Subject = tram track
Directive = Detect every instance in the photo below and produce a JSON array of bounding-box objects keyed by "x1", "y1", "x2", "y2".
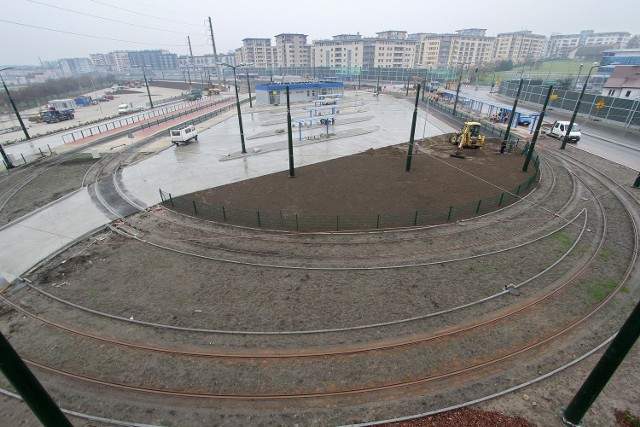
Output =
[{"x1": 1, "y1": 101, "x2": 638, "y2": 425}]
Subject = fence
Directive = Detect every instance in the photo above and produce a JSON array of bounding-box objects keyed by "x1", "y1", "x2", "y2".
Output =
[
  {"x1": 61, "y1": 96, "x2": 237, "y2": 143},
  {"x1": 159, "y1": 151, "x2": 539, "y2": 232},
  {"x1": 498, "y1": 80, "x2": 640, "y2": 128}
]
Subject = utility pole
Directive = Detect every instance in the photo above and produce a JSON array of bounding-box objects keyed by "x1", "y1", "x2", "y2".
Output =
[
  {"x1": 208, "y1": 17, "x2": 221, "y2": 88},
  {"x1": 187, "y1": 36, "x2": 195, "y2": 87},
  {"x1": 286, "y1": 86, "x2": 294, "y2": 177},
  {"x1": 523, "y1": 85, "x2": 553, "y2": 172},
  {"x1": 501, "y1": 78, "x2": 524, "y2": 153},
  {"x1": 405, "y1": 84, "x2": 421, "y2": 172}
]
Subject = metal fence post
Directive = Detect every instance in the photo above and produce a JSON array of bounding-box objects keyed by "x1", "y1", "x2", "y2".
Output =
[
  {"x1": 257, "y1": 211, "x2": 261, "y2": 227},
  {"x1": 222, "y1": 206, "x2": 226, "y2": 221},
  {"x1": 192, "y1": 201, "x2": 198, "y2": 215},
  {"x1": 476, "y1": 200, "x2": 482, "y2": 214},
  {"x1": 447, "y1": 206, "x2": 453, "y2": 221},
  {"x1": 499, "y1": 192, "x2": 504, "y2": 206}
]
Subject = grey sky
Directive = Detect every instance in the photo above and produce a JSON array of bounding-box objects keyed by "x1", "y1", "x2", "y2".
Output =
[{"x1": 2, "y1": 0, "x2": 638, "y2": 65}]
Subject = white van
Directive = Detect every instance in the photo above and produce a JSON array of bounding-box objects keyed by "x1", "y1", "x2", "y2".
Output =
[
  {"x1": 117, "y1": 104, "x2": 131, "y2": 115},
  {"x1": 548, "y1": 120, "x2": 581, "y2": 143},
  {"x1": 170, "y1": 125, "x2": 198, "y2": 145}
]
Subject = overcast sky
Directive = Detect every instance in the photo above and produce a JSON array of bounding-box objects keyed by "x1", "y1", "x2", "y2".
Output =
[{"x1": 2, "y1": 0, "x2": 638, "y2": 65}]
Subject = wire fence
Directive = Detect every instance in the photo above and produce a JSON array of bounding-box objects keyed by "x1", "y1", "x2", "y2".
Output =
[{"x1": 159, "y1": 151, "x2": 539, "y2": 232}]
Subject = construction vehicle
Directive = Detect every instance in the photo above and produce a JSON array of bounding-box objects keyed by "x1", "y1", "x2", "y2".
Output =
[
  {"x1": 40, "y1": 107, "x2": 75, "y2": 124},
  {"x1": 449, "y1": 121, "x2": 485, "y2": 149},
  {"x1": 185, "y1": 89, "x2": 203, "y2": 101}
]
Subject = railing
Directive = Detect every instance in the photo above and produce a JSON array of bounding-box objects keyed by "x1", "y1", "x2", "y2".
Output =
[
  {"x1": 61, "y1": 96, "x2": 236, "y2": 143},
  {"x1": 159, "y1": 152, "x2": 539, "y2": 232}
]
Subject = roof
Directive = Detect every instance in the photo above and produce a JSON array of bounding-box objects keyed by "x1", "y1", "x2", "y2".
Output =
[{"x1": 603, "y1": 65, "x2": 640, "y2": 89}]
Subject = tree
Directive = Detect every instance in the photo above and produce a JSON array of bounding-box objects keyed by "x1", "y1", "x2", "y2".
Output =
[
  {"x1": 627, "y1": 35, "x2": 640, "y2": 49},
  {"x1": 498, "y1": 60, "x2": 513, "y2": 71}
]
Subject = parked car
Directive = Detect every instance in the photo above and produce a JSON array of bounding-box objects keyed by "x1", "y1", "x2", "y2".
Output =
[
  {"x1": 517, "y1": 115, "x2": 532, "y2": 126},
  {"x1": 104, "y1": 94, "x2": 115, "y2": 100},
  {"x1": 96, "y1": 97, "x2": 109, "y2": 102}
]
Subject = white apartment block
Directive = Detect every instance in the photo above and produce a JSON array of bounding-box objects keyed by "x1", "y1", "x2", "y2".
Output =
[
  {"x1": 312, "y1": 35, "x2": 364, "y2": 68},
  {"x1": 417, "y1": 29, "x2": 495, "y2": 68},
  {"x1": 371, "y1": 31, "x2": 417, "y2": 68},
  {"x1": 583, "y1": 31, "x2": 630, "y2": 48},
  {"x1": 494, "y1": 31, "x2": 546, "y2": 64},
  {"x1": 107, "y1": 51, "x2": 131, "y2": 72},
  {"x1": 545, "y1": 30, "x2": 631, "y2": 58},
  {"x1": 275, "y1": 33, "x2": 311, "y2": 67},
  {"x1": 239, "y1": 38, "x2": 277, "y2": 68},
  {"x1": 545, "y1": 34, "x2": 581, "y2": 58}
]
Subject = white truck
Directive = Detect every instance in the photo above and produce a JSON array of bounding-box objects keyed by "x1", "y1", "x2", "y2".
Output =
[
  {"x1": 545, "y1": 120, "x2": 581, "y2": 143},
  {"x1": 170, "y1": 125, "x2": 198, "y2": 145}
]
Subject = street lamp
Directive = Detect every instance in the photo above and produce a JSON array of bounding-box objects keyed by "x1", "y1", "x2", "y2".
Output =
[
  {"x1": 561, "y1": 62, "x2": 599, "y2": 150},
  {"x1": 217, "y1": 62, "x2": 251, "y2": 154},
  {"x1": 574, "y1": 63, "x2": 584, "y2": 91},
  {"x1": 0, "y1": 67, "x2": 30, "y2": 147}
]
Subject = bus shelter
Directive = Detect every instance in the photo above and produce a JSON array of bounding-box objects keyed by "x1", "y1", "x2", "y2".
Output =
[
  {"x1": 295, "y1": 115, "x2": 336, "y2": 141},
  {"x1": 439, "y1": 90, "x2": 541, "y2": 133}
]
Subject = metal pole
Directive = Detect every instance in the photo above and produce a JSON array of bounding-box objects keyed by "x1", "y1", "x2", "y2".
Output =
[
  {"x1": 562, "y1": 65, "x2": 598, "y2": 150},
  {"x1": 376, "y1": 67, "x2": 380, "y2": 94},
  {"x1": 142, "y1": 68, "x2": 154, "y2": 109},
  {"x1": 245, "y1": 69, "x2": 253, "y2": 108},
  {"x1": 0, "y1": 331, "x2": 73, "y2": 426},
  {"x1": 231, "y1": 67, "x2": 246, "y2": 153},
  {"x1": 422, "y1": 79, "x2": 431, "y2": 139},
  {"x1": 286, "y1": 86, "x2": 294, "y2": 177},
  {"x1": 523, "y1": 85, "x2": 553, "y2": 172},
  {"x1": 562, "y1": 297, "x2": 640, "y2": 426},
  {"x1": 1, "y1": 74, "x2": 30, "y2": 142},
  {"x1": 452, "y1": 65, "x2": 464, "y2": 116},
  {"x1": 208, "y1": 17, "x2": 221, "y2": 88},
  {"x1": 405, "y1": 84, "x2": 421, "y2": 172},
  {"x1": 406, "y1": 74, "x2": 411, "y2": 96},
  {"x1": 501, "y1": 78, "x2": 524, "y2": 153}
]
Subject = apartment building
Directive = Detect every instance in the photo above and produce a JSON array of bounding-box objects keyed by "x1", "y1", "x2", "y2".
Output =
[
  {"x1": 494, "y1": 31, "x2": 546, "y2": 64},
  {"x1": 275, "y1": 33, "x2": 311, "y2": 67},
  {"x1": 545, "y1": 30, "x2": 631, "y2": 59},
  {"x1": 238, "y1": 38, "x2": 277, "y2": 68},
  {"x1": 128, "y1": 50, "x2": 179, "y2": 70},
  {"x1": 58, "y1": 58, "x2": 94, "y2": 76},
  {"x1": 416, "y1": 29, "x2": 495, "y2": 68},
  {"x1": 312, "y1": 34, "x2": 365, "y2": 68}
]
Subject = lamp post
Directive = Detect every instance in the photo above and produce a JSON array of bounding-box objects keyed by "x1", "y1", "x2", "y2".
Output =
[
  {"x1": 218, "y1": 62, "x2": 250, "y2": 154},
  {"x1": 562, "y1": 62, "x2": 599, "y2": 150},
  {"x1": 0, "y1": 67, "x2": 30, "y2": 148},
  {"x1": 574, "y1": 63, "x2": 584, "y2": 91}
]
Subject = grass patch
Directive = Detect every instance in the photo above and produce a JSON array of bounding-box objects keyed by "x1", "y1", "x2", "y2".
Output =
[
  {"x1": 599, "y1": 249, "x2": 614, "y2": 261},
  {"x1": 615, "y1": 409, "x2": 640, "y2": 427},
  {"x1": 621, "y1": 286, "x2": 629, "y2": 293},
  {"x1": 585, "y1": 279, "x2": 618, "y2": 301},
  {"x1": 554, "y1": 232, "x2": 573, "y2": 251}
]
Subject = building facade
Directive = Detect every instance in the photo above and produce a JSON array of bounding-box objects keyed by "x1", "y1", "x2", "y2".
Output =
[
  {"x1": 58, "y1": 57, "x2": 94, "y2": 76},
  {"x1": 312, "y1": 34, "x2": 365, "y2": 69},
  {"x1": 545, "y1": 30, "x2": 631, "y2": 59},
  {"x1": 416, "y1": 29, "x2": 495, "y2": 68},
  {"x1": 275, "y1": 33, "x2": 311, "y2": 67},
  {"x1": 239, "y1": 38, "x2": 277, "y2": 68},
  {"x1": 494, "y1": 31, "x2": 546, "y2": 64}
]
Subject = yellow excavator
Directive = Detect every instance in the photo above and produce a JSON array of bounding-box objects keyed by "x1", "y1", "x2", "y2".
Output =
[{"x1": 450, "y1": 121, "x2": 485, "y2": 149}]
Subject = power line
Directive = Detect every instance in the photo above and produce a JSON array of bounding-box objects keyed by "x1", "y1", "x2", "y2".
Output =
[
  {"x1": 87, "y1": 0, "x2": 201, "y2": 27},
  {"x1": 126, "y1": 0, "x2": 205, "y2": 19},
  {"x1": 25, "y1": 0, "x2": 195, "y2": 35},
  {"x1": 0, "y1": 18, "x2": 187, "y2": 47}
]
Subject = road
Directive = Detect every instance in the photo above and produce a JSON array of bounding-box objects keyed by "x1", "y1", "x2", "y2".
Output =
[{"x1": 458, "y1": 86, "x2": 640, "y2": 171}]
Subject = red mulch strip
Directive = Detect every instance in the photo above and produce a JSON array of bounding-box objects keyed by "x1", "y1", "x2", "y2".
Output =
[{"x1": 379, "y1": 407, "x2": 534, "y2": 427}]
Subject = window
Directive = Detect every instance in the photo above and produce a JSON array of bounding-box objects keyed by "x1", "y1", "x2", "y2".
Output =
[{"x1": 625, "y1": 90, "x2": 632, "y2": 97}]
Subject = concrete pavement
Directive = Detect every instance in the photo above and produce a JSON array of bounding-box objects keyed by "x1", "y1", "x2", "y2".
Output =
[{"x1": 0, "y1": 91, "x2": 455, "y2": 286}]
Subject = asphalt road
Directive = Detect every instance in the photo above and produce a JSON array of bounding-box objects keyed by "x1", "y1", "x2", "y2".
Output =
[{"x1": 458, "y1": 86, "x2": 640, "y2": 171}]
